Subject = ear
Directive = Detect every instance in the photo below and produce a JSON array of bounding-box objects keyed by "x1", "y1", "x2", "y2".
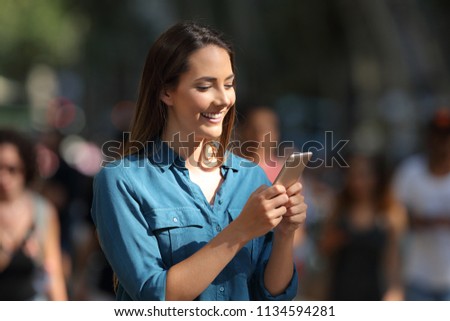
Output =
[{"x1": 160, "y1": 88, "x2": 173, "y2": 107}]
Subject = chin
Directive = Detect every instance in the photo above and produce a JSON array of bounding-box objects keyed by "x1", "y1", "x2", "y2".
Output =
[
  {"x1": 197, "y1": 128, "x2": 223, "y2": 141},
  {"x1": 199, "y1": 134, "x2": 222, "y2": 142}
]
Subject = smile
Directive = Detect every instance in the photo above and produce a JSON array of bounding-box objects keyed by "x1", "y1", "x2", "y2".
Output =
[{"x1": 201, "y1": 112, "x2": 223, "y2": 120}]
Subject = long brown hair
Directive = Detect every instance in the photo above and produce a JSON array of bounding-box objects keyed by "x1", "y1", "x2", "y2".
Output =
[
  {"x1": 0, "y1": 128, "x2": 37, "y2": 186},
  {"x1": 125, "y1": 21, "x2": 236, "y2": 157}
]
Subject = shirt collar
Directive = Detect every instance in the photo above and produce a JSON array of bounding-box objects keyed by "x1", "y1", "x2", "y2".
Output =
[
  {"x1": 147, "y1": 138, "x2": 185, "y2": 171},
  {"x1": 222, "y1": 152, "x2": 240, "y2": 172},
  {"x1": 148, "y1": 138, "x2": 240, "y2": 172}
]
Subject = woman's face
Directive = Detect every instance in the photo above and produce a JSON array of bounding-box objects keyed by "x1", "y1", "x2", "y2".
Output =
[
  {"x1": 162, "y1": 45, "x2": 235, "y2": 142},
  {"x1": 0, "y1": 143, "x2": 26, "y2": 201},
  {"x1": 346, "y1": 156, "x2": 376, "y2": 199},
  {"x1": 245, "y1": 109, "x2": 280, "y2": 144}
]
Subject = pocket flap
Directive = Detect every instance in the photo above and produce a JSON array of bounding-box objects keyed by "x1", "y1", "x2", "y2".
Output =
[{"x1": 145, "y1": 207, "x2": 204, "y2": 231}]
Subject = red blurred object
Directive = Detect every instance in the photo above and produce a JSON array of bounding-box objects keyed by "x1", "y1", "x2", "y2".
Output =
[{"x1": 429, "y1": 107, "x2": 450, "y2": 132}]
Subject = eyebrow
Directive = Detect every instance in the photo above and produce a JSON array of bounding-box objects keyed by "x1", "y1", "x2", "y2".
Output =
[{"x1": 194, "y1": 74, "x2": 235, "y2": 82}]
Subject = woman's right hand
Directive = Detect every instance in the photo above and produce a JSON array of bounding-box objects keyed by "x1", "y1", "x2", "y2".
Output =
[{"x1": 233, "y1": 184, "x2": 289, "y2": 240}]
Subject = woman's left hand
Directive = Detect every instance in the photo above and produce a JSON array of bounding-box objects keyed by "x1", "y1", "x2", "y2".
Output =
[{"x1": 274, "y1": 182, "x2": 307, "y2": 236}]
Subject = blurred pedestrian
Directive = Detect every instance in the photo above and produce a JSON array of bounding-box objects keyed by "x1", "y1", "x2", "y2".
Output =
[
  {"x1": 236, "y1": 106, "x2": 286, "y2": 182},
  {"x1": 320, "y1": 154, "x2": 406, "y2": 300},
  {"x1": 0, "y1": 128, "x2": 67, "y2": 300},
  {"x1": 91, "y1": 21, "x2": 307, "y2": 301},
  {"x1": 36, "y1": 129, "x2": 98, "y2": 298},
  {"x1": 393, "y1": 107, "x2": 450, "y2": 300}
]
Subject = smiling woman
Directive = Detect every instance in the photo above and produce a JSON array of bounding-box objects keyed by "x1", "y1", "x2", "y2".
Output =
[{"x1": 91, "y1": 21, "x2": 308, "y2": 301}]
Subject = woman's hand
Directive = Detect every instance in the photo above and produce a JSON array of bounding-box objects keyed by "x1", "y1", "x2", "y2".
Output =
[
  {"x1": 233, "y1": 184, "x2": 289, "y2": 241},
  {"x1": 263, "y1": 182, "x2": 306, "y2": 295},
  {"x1": 274, "y1": 182, "x2": 307, "y2": 236}
]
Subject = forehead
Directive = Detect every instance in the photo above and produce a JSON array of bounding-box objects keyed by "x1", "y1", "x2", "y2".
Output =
[
  {"x1": 0, "y1": 143, "x2": 21, "y2": 163},
  {"x1": 251, "y1": 109, "x2": 278, "y2": 123},
  {"x1": 185, "y1": 45, "x2": 233, "y2": 75}
]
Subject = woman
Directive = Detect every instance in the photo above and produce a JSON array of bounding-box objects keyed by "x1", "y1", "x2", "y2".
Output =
[
  {"x1": 320, "y1": 154, "x2": 406, "y2": 300},
  {"x1": 0, "y1": 128, "x2": 67, "y2": 300},
  {"x1": 91, "y1": 22, "x2": 307, "y2": 301}
]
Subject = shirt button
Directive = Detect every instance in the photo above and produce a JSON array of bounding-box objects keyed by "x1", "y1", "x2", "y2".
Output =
[
  {"x1": 173, "y1": 217, "x2": 178, "y2": 223},
  {"x1": 218, "y1": 199, "x2": 223, "y2": 205},
  {"x1": 216, "y1": 225, "x2": 221, "y2": 232},
  {"x1": 219, "y1": 286, "x2": 225, "y2": 292}
]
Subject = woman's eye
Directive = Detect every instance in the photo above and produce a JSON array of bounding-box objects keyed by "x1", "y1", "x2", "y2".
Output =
[
  {"x1": 197, "y1": 86, "x2": 211, "y2": 91},
  {"x1": 224, "y1": 83, "x2": 234, "y2": 89}
]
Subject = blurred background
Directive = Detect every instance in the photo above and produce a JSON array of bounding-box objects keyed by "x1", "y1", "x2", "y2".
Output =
[{"x1": 1, "y1": 0, "x2": 449, "y2": 300}]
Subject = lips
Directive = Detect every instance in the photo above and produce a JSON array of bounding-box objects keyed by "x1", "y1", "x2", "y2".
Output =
[
  {"x1": 201, "y1": 112, "x2": 222, "y2": 119},
  {"x1": 200, "y1": 112, "x2": 225, "y2": 124}
]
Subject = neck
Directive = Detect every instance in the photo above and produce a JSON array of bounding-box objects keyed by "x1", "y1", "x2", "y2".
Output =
[
  {"x1": 352, "y1": 194, "x2": 374, "y2": 206},
  {"x1": 165, "y1": 134, "x2": 200, "y2": 159},
  {"x1": 161, "y1": 131, "x2": 220, "y2": 171},
  {"x1": 429, "y1": 156, "x2": 450, "y2": 176},
  {"x1": 184, "y1": 141, "x2": 206, "y2": 170}
]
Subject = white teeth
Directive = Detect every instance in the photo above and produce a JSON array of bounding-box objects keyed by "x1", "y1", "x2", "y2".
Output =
[{"x1": 202, "y1": 112, "x2": 222, "y2": 119}]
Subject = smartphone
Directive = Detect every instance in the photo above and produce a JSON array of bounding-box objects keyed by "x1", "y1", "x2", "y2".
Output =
[{"x1": 273, "y1": 152, "x2": 312, "y2": 188}]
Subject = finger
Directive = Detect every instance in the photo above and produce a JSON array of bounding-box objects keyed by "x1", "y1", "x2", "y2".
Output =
[
  {"x1": 285, "y1": 193, "x2": 304, "y2": 208},
  {"x1": 270, "y1": 206, "x2": 287, "y2": 218},
  {"x1": 283, "y1": 211, "x2": 307, "y2": 225},
  {"x1": 286, "y1": 182, "x2": 302, "y2": 196},
  {"x1": 268, "y1": 193, "x2": 289, "y2": 209},
  {"x1": 271, "y1": 214, "x2": 284, "y2": 227},
  {"x1": 262, "y1": 184, "x2": 286, "y2": 200},
  {"x1": 284, "y1": 203, "x2": 308, "y2": 217}
]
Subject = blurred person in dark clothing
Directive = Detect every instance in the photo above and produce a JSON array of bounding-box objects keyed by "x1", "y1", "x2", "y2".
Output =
[
  {"x1": 393, "y1": 107, "x2": 450, "y2": 300},
  {"x1": 320, "y1": 154, "x2": 407, "y2": 300},
  {"x1": 0, "y1": 128, "x2": 67, "y2": 300}
]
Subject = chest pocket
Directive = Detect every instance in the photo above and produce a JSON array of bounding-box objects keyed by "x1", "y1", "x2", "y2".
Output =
[{"x1": 144, "y1": 208, "x2": 207, "y2": 267}]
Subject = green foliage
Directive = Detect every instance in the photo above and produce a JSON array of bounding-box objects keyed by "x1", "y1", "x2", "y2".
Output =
[{"x1": 0, "y1": 0, "x2": 85, "y2": 78}]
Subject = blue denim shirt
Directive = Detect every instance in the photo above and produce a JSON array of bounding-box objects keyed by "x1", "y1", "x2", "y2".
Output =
[{"x1": 91, "y1": 140, "x2": 298, "y2": 300}]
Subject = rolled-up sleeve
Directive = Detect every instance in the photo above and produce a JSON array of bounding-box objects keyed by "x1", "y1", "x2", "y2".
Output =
[
  {"x1": 91, "y1": 165, "x2": 167, "y2": 300},
  {"x1": 250, "y1": 233, "x2": 299, "y2": 300}
]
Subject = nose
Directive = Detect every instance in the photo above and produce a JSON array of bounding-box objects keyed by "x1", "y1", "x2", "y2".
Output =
[{"x1": 214, "y1": 87, "x2": 233, "y2": 108}]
